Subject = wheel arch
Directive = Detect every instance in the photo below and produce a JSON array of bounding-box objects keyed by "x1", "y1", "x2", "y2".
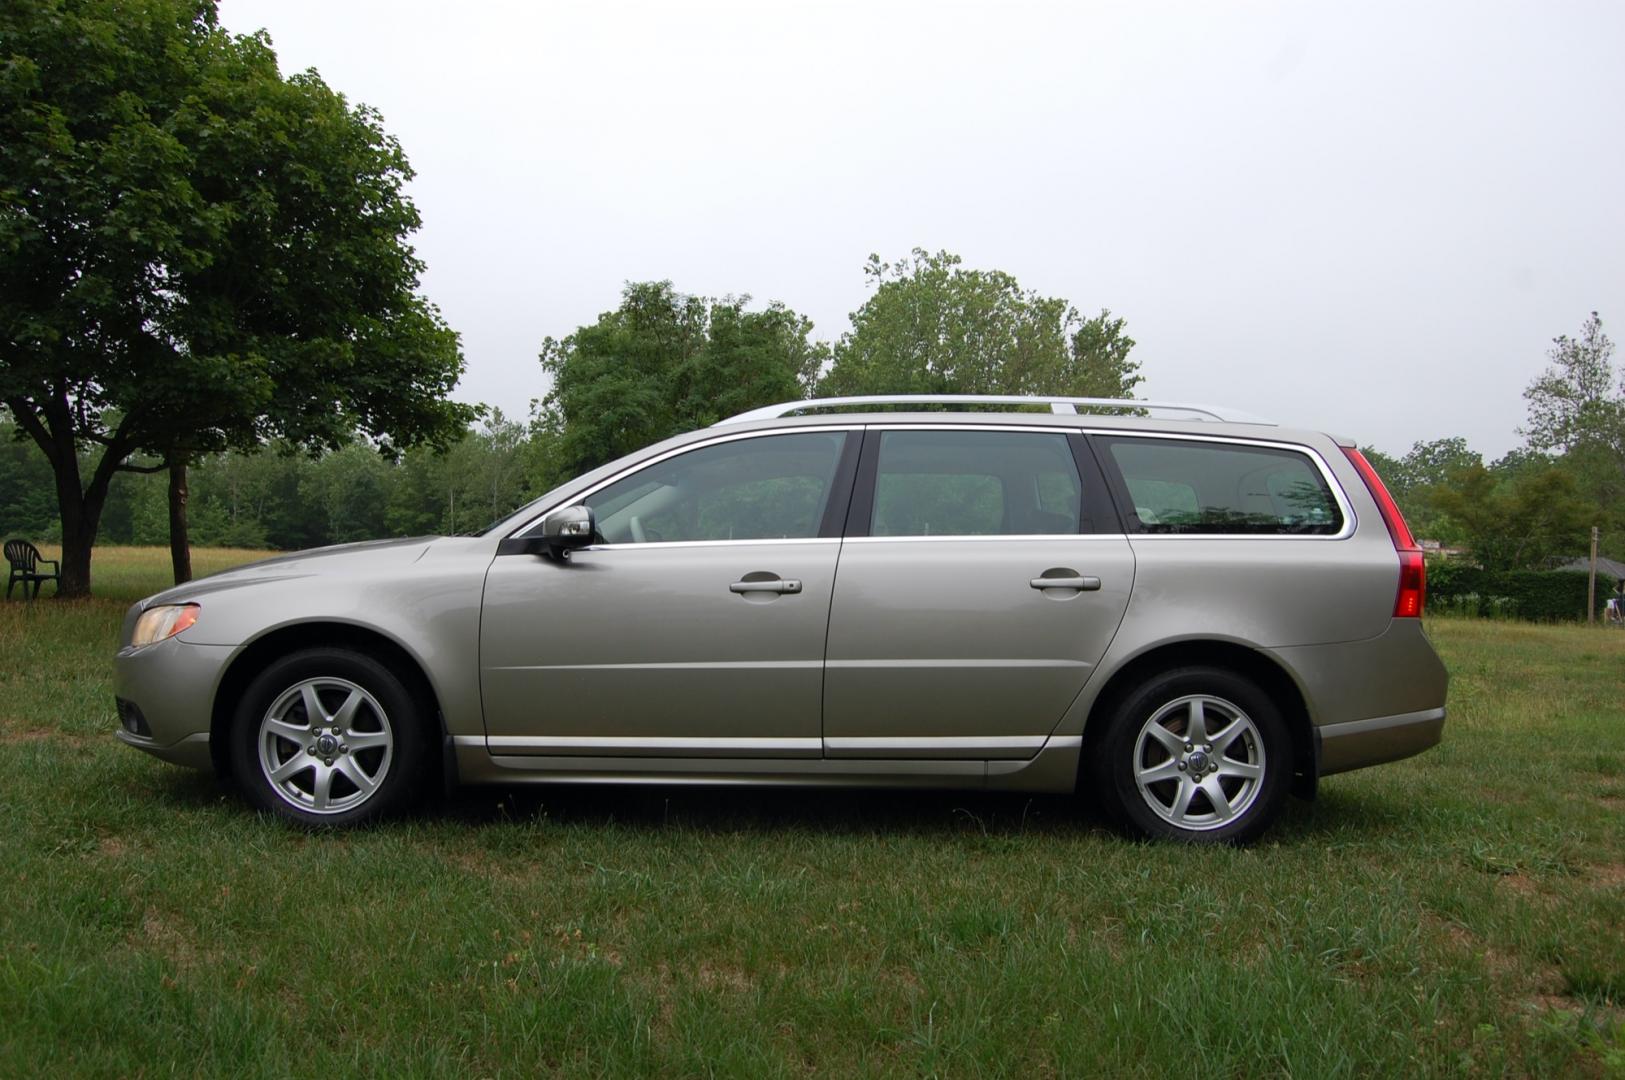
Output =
[
  {"x1": 209, "y1": 621, "x2": 450, "y2": 786},
  {"x1": 1081, "y1": 638, "x2": 1318, "y2": 799}
]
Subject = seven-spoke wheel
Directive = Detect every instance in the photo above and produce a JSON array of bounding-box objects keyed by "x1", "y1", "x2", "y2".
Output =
[
  {"x1": 1089, "y1": 666, "x2": 1290, "y2": 843},
  {"x1": 257, "y1": 677, "x2": 394, "y2": 815},
  {"x1": 1132, "y1": 694, "x2": 1265, "y2": 832},
  {"x1": 231, "y1": 648, "x2": 427, "y2": 826}
]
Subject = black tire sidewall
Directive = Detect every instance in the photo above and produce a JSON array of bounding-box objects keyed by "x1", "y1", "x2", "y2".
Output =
[
  {"x1": 1091, "y1": 666, "x2": 1290, "y2": 844},
  {"x1": 229, "y1": 648, "x2": 428, "y2": 827}
]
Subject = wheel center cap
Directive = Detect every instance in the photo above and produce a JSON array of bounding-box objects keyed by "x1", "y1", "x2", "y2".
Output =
[
  {"x1": 1187, "y1": 750, "x2": 1209, "y2": 773},
  {"x1": 315, "y1": 733, "x2": 338, "y2": 757}
]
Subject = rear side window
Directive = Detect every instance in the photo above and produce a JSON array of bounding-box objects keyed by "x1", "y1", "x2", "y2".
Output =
[
  {"x1": 1099, "y1": 437, "x2": 1343, "y2": 535},
  {"x1": 871, "y1": 430, "x2": 1082, "y2": 537}
]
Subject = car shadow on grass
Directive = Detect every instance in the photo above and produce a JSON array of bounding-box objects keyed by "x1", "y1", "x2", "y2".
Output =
[
  {"x1": 441, "y1": 782, "x2": 1107, "y2": 839},
  {"x1": 434, "y1": 780, "x2": 1416, "y2": 844},
  {"x1": 139, "y1": 760, "x2": 1429, "y2": 845}
]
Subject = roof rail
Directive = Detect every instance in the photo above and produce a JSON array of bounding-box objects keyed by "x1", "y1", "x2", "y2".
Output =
[{"x1": 716, "y1": 395, "x2": 1275, "y2": 426}]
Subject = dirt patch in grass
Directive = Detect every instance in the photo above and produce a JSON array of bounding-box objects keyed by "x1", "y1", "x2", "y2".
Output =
[
  {"x1": 695, "y1": 961, "x2": 757, "y2": 994},
  {"x1": 135, "y1": 907, "x2": 201, "y2": 974},
  {"x1": 1586, "y1": 862, "x2": 1625, "y2": 889},
  {"x1": 1423, "y1": 911, "x2": 1564, "y2": 995}
]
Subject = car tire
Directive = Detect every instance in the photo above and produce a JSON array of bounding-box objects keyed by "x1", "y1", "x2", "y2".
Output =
[
  {"x1": 1087, "y1": 666, "x2": 1290, "y2": 844},
  {"x1": 229, "y1": 648, "x2": 429, "y2": 827}
]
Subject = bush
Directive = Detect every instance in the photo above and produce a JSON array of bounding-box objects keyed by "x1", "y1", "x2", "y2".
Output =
[{"x1": 1426, "y1": 560, "x2": 1618, "y2": 622}]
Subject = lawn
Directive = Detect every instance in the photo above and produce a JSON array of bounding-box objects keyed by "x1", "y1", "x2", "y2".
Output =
[{"x1": 1, "y1": 547, "x2": 1621, "y2": 1077}]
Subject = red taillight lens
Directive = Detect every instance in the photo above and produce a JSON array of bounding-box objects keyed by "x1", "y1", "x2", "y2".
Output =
[
  {"x1": 1395, "y1": 549, "x2": 1426, "y2": 618},
  {"x1": 1342, "y1": 447, "x2": 1426, "y2": 618}
]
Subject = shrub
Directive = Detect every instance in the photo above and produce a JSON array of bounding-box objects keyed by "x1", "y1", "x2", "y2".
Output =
[{"x1": 1426, "y1": 560, "x2": 1618, "y2": 622}]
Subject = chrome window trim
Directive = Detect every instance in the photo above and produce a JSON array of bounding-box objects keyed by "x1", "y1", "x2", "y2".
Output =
[
  {"x1": 580, "y1": 537, "x2": 841, "y2": 552},
  {"x1": 844, "y1": 534, "x2": 1128, "y2": 544},
  {"x1": 1087, "y1": 428, "x2": 1358, "y2": 541},
  {"x1": 510, "y1": 421, "x2": 1356, "y2": 543},
  {"x1": 512, "y1": 424, "x2": 859, "y2": 539}
]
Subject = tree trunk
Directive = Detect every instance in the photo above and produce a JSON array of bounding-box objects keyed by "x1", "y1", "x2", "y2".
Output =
[
  {"x1": 8, "y1": 392, "x2": 126, "y2": 599},
  {"x1": 57, "y1": 509, "x2": 97, "y2": 600},
  {"x1": 47, "y1": 444, "x2": 109, "y2": 600},
  {"x1": 168, "y1": 457, "x2": 193, "y2": 585}
]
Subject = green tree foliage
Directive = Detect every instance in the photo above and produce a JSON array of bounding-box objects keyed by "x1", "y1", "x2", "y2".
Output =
[
  {"x1": 1523, "y1": 312, "x2": 1624, "y2": 541},
  {"x1": 385, "y1": 410, "x2": 534, "y2": 537},
  {"x1": 1361, "y1": 437, "x2": 1485, "y2": 542},
  {"x1": 0, "y1": 0, "x2": 474, "y2": 595},
  {"x1": 538, "y1": 282, "x2": 824, "y2": 477},
  {"x1": 1427, "y1": 462, "x2": 1592, "y2": 572},
  {"x1": 1524, "y1": 313, "x2": 1622, "y2": 459},
  {"x1": 819, "y1": 249, "x2": 1141, "y2": 399}
]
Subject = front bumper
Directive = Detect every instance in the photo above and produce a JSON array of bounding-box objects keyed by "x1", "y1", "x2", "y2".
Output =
[
  {"x1": 1318, "y1": 706, "x2": 1446, "y2": 775},
  {"x1": 112, "y1": 636, "x2": 236, "y2": 772},
  {"x1": 115, "y1": 728, "x2": 214, "y2": 769}
]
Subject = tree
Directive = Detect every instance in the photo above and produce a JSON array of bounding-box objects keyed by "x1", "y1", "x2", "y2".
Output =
[
  {"x1": 0, "y1": 0, "x2": 474, "y2": 596},
  {"x1": 818, "y1": 249, "x2": 1140, "y2": 399},
  {"x1": 538, "y1": 282, "x2": 823, "y2": 476},
  {"x1": 1524, "y1": 313, "x2": 1621, "y2": 456},
  {"x1": 1523, "y1": 313, "x2": 1623, "y2": 514},
  {"x1": 1428, "y1": 463, "x2": 1592, "y2": 572}
]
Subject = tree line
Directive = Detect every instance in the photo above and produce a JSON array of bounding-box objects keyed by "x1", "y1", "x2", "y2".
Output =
[
  {"x1": 1365, "y1": 312, "x2": 1623, "y2": 572},
  {"x1": 2, "y1": 250, "x2": 1145, "y2": 569}
]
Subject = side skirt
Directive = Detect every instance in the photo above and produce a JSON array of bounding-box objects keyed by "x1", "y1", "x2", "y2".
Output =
[{"x1": 452, "y1": 735, "x2": 1083, "y2": 793}]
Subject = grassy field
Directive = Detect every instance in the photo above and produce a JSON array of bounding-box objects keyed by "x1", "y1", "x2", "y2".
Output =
[{"x1": 1, "y1": 547, "x2": 1622, "y2": 1077}]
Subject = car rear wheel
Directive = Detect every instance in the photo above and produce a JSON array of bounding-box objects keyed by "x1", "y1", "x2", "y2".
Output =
[
  {"x1": 1088, "y1": 666, "x2": 1290, "y2": 844},
  {"x1": 229, "y1": 648, "x2": 428, "y2": 826}
]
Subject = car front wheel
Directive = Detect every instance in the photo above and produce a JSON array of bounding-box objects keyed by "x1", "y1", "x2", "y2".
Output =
[
  {"x1": 1089, "y1": 667, "x2": 1290, "y2": 844},
  {"x1": 229, "y1": 648, "x2": 428, "y2": 826}
]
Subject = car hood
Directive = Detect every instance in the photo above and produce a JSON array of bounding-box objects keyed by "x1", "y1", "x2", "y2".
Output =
[{"x1": 137, "y1": 536, "x2": 439, "y2": 608}]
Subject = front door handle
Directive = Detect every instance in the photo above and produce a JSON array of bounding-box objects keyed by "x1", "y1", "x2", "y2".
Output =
[
  {"x1": 730, "y1": 576, "x2": 802, "y2": 595},
  {"x1": 1029, "y1": 572, "x2": 1100, "y2": 591}
]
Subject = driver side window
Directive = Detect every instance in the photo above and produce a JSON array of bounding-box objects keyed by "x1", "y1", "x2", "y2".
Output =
[{"x1": 583, "y1": 432, "x2": 849, "y2": 544}]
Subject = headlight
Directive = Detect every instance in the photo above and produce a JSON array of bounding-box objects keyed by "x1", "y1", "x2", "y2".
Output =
[{"x1": 131, "y1": 604, "x2": 201, "y2": 648}]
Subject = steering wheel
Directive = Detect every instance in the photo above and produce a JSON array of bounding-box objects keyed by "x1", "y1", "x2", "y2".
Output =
[{"x1": 629, "y1": 515, "x2": 647, "y2": 544}]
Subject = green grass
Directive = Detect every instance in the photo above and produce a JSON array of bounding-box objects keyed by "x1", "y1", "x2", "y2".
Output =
[{"x1": 2, "y1": 548, "x2": 1622, "y2": 1077}]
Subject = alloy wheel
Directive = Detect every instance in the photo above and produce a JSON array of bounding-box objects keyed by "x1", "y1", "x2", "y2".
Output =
[
  {"x1": 256, "y1": 677, "x2": 394, "y2": 815},
  {"x1": 1131, "y1": 694, "x2": 1266, "y2": 832}
]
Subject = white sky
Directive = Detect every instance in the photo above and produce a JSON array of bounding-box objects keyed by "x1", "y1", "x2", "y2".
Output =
[{"x1": 220, "y1": 0, "x2": 1625, "y2": 458}]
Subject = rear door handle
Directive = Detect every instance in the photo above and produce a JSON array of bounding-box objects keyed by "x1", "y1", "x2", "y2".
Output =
[
  {"x1": 1029, "y1": 574, "x2": 1100, "y2": 591},
  {"x1": 730, "y1": 577, "x2": 802, "y2": 594}
]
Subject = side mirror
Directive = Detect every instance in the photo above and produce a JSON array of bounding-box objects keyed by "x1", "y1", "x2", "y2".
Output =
[{"x1": 540, "y1": 505, "x2": 595, "y2": 560}]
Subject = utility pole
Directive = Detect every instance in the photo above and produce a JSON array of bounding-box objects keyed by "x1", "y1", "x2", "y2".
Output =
[{"x1": 1588, "y1": 526, "x2": 1599, "y2": 624}]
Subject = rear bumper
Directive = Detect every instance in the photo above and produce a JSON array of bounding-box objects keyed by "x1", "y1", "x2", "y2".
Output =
[{"x1": 1318, "y1": 707, "x2": 1445, "y2": 775}]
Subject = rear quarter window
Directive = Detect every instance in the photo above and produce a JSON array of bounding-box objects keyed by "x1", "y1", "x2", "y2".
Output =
[{"x1": 1099, "y1": 437, "x2": 1343, "y2": 536}]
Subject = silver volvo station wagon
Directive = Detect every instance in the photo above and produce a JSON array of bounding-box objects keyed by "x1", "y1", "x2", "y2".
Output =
[{"x1": 114, "y1": 395, "x2": 1447, "y2": 842}]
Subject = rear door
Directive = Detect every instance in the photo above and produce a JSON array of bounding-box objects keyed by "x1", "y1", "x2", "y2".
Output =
[{"x1": 821, "y1": 426, "x2": 1135, "y2": 759}]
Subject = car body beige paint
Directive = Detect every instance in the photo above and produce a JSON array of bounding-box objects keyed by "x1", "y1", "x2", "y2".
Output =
[{"x1": 114, "y1": 411, "x2": 1448, "y2": 796}]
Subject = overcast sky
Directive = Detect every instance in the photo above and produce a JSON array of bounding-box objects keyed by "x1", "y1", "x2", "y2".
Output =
[{"x1": 220, "y1": 0, "x2": 1623, "y2": 458}]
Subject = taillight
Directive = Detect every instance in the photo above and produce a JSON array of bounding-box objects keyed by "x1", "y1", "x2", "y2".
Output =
[
  {"x1": 1342, "y1": 447, "x2": 1426, "y2": 618},
  {"x1": 1394, "y1": 549, "x2": 1425, "y2": 617}
]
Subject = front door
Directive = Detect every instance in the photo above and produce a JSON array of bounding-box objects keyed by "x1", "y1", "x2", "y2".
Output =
[
  {"x1": 821, "y1": 427, "x2": 1135, "y2": 759},
  {"x1": 480, "y1": 429, "x2": 857, "y2": 757}
]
